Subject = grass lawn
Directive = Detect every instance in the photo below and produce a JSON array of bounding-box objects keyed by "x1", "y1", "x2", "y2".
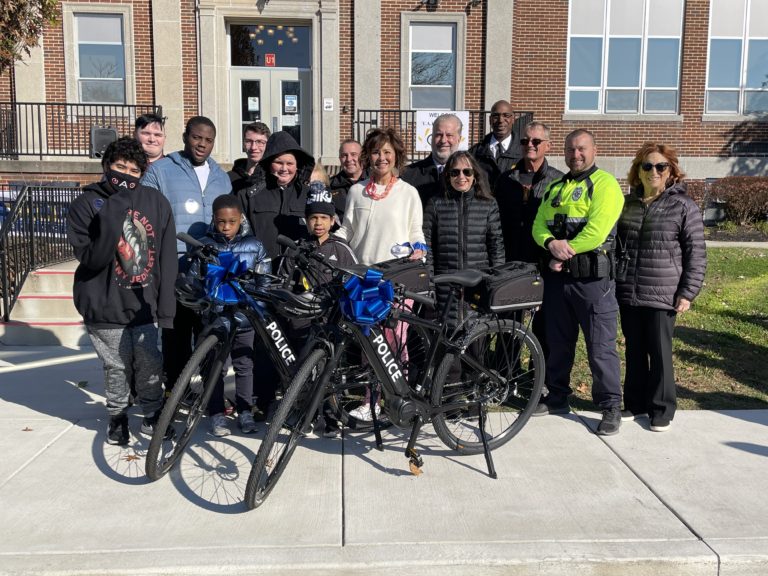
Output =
[{"x1": 568, "y1": 246, "x2": 768, "y2": 411}]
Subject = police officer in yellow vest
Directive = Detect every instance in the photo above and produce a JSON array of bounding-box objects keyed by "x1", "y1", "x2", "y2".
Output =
[{"x1": 531, "y1": 129, "x2": 625, "y2": 435}]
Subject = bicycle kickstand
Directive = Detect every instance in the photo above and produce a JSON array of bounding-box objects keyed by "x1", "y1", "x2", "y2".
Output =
[
  {"x1": 405, "y1": 416, "x2": 424, "y2": 476},
  {"x1": 370, "y1": 391, "x2": 384, "y2": 451},
  {"x1": 478, "y1": 403, "x2": 498, "y2": 479}
]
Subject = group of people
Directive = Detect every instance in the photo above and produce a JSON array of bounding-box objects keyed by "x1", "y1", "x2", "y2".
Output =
[{"x1": 67, "y1": 99, "x2": 707, "y2": 447}]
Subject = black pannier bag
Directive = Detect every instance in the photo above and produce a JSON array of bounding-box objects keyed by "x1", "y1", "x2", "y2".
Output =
[
  {"x1": 376, "y1": 259, "x2": 431, "y2": 293},
  {"x1": 465, "y1": 261, "x2": 544, "y2": 312}
]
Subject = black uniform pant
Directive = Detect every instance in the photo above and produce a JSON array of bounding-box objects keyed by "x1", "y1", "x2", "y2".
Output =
[
  {"x1": 619, "y1": 305, "x2": 677, "y2": 423},
  {"x1": 543, "y1": 273, "x2": 621, "y2": 409},
  {"x1": 162, "y1": 302, "x2": 202, "y2": 391}
]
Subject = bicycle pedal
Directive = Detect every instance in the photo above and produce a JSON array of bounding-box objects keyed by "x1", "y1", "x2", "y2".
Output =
[{"x1": 408, "y1": 459, "x2": 423, "y2": 476}]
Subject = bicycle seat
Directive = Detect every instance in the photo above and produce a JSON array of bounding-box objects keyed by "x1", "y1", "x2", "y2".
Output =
[{"x1": 433, "y1": 269, "x2": 486, "y2": 288}]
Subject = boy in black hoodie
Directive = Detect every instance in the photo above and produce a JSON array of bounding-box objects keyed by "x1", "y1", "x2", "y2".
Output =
[{"x1": 67, "y1": 137, "x2": 177, "y2": 446}]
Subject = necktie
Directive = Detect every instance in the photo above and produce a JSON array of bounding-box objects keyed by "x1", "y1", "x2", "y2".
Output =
[{"x1": 496, "y1": 141, "x2": 504, "y2": 160}]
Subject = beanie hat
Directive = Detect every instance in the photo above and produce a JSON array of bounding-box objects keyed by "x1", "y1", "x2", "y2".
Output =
[{"x1": 305, "y1": 181, "x2": 336, "y2": 217}]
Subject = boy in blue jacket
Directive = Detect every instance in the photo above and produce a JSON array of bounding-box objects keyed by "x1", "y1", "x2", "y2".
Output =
[{"x1": 191, "y1": 194, "x2": 271, "y2": 436}]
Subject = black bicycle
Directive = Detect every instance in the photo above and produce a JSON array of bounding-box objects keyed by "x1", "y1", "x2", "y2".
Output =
[
  {"x1": 244, "y1": 236, "x2": 545, "y2": 509},
  {"x1": 145, "y1": 233, "x2": 308, "y2": 481}
]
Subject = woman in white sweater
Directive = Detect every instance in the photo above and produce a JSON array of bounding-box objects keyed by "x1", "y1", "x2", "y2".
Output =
[{"x1": 336, "y1": 127, "x2": 425, "y2": 265}]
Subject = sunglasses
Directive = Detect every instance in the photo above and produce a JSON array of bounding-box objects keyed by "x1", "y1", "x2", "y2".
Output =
[
  {"x1": 641, "y1": 162, "x2": 670, "y2": 173},
  {"x1": 520, "y1": 138, "x2": 548, "y2": 147},
  {"x1": 448, "y1": 168, "x2": 474, "y2": 178}
]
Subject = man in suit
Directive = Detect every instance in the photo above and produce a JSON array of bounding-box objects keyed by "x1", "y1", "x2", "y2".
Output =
[{"x1": 470, "y1": 100, "x2": 519, "y2": 186}]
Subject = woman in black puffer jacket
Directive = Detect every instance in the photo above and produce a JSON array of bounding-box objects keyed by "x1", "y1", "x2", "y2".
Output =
[
  {"x1": 423, "y1": 151, "x2": 504, "y2": 327},
  {"x1": 616, "y1": 142, "x2": 706, "y2": 432}
]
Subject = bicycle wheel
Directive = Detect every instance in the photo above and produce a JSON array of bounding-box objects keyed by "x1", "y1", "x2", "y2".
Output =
[
  {"x1": 145, "y1": 334, "x2": 225, "y2": 481},
  {"x1": 326, "y1": 321, "x2": 431, "y2": 431},
  {"x1": 431, "y1": 318, "x2": 544, "y2": 455},
  {"x1": 244, "y1": 348, "x2": 327, "y2": 509}
]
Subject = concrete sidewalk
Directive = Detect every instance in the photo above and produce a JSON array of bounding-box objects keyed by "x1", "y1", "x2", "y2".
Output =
[{"x1": 0, "y1": 345, "x2": 766, "y2": 576}]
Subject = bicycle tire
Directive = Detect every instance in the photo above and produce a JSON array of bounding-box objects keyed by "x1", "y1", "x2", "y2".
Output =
[
  {"x1": 244, "y1": 348, "x2": 327, "y2": 509},
  {"x1": 431, "y1": 318, "x2": 544, "y2": 455},
  {"x1": 326, "y1": 314, "x2": 432, "y2": 431},
  {"x1": 145, "y1": 334, "x2": 225, "y2": 481}
]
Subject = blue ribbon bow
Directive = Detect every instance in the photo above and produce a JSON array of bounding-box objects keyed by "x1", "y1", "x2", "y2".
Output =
[
  {"x1": 204, "y1": 251, "x2": 249, "y2": 304},
  {"x1": 340, "y1": 269, "x2": 394, "y2": 335}
]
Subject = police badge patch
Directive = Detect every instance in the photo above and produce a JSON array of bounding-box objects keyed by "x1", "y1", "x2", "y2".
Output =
[{"x1": 572, "y1": 186, "x2": 583, "y2": 201}]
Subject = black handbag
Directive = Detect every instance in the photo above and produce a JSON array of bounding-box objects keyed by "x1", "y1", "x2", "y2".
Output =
[
  {"x1": 376, "y1": 259, "x2": 431, "y2": 293},
  {"x1": 465, "y1": 261, "x2": 544, "y2": 312}
]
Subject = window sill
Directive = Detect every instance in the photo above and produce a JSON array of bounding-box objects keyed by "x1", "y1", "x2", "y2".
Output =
[
  {"x1": 562, "y1": 113, "x2": 683, "y2": 122},
  {"x1": 701, "y1": 113, "x2": 768, "y2": 123}
]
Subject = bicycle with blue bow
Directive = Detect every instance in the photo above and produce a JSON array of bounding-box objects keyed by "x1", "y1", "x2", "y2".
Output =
[
  {"x1": 244, "y1": 236, "x2": 545, "y2": 509},
  {"x1": 145, "y1": 233, "x2": 314, "y2": 481}
]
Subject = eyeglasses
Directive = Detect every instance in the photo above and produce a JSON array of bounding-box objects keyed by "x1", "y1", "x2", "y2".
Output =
[
  {"x1": 448, "y1": 168, "x2": 474, "y2": 178},
  {"x1": 641, "y1": 162, "x2": 670, "y2": 173},
  {"x1": 490, "y1": 112, "x2": 514, "y2": 119},
  {"x1": 245, "y1": 139, "x2": 268, "y2": 147},
  {"x1": 520, "y1": 138, "x2": 549, "y2": 147}
]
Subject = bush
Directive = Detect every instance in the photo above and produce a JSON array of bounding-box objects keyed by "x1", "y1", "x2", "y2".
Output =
[{"x1": 709, "y1": 177, "x2": 768, "y2": 225}]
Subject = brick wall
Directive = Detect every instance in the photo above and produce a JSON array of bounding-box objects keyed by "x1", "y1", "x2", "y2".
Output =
[
  {"x1": 511, "y1": 0, "x2": 768, "y2": 160},
  {"x1": 180, "y1": 0, "x2": 199, "y2": 122},
  {"x1": 43, "y1": 1, "x2": 155, "y2": 106},
  {"x1": 0, "y1": 68, "x2": 13, "y2": 101},
  {"x1": 378, "y1": 1, "x2": 487, "y2": 110},
  {"x1": 338, "y1": 0, "x2": 354, "y2": 140},
  {"x1": 0, "y1": 172, "x2": 100, "y2": 187}
]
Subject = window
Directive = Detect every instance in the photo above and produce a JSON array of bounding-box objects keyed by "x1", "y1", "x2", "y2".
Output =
[
  {"x1": 566, "y1": 0, "x2": 683, "y2": 114},
  {"x1": 706, "y1": 0, "x2": 768, "y2": 114},
  {"x1": 409, "y1": 23, "x2": 456, "y2": 110},
  {"x1": 75, "y1": 13, "x2": 126, "y2": 104},
  {"x1": 400, "y1": 13, "x2": 465, "y2": 111}
]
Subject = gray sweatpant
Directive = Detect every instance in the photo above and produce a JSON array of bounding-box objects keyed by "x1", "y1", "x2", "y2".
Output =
[{"x1": 87, "y1": 324, "x2": 164, "y2": 417}]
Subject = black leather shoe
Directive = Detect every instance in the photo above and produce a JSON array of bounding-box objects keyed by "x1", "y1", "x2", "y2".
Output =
[{"x1": 532, "y1": 398, "x2": 571, "y2": 417}]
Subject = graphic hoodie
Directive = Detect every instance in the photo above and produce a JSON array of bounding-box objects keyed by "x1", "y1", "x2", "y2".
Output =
[{"x1": 67, "y1": 179, "x2": 178, "y2": 328}]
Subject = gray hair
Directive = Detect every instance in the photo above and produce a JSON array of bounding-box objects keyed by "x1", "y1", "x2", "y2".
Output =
[
  {"x1": 433, "y1": 113, "x2": 463, "y2": 135},
  {"x1": 524, "y1": 121, "x2": 552, "y2": 140}
]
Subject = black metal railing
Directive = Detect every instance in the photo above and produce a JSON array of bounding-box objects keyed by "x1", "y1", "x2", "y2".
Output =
[
  {"x1": 0, "y1": 184, "x2": 80, "y2": 321},
  {"x1": 354, "y1": 109, "x2": 534, "y2": 162},
  {"x1": 0, "y1": 102, "x2": 162, "y2": 160}
]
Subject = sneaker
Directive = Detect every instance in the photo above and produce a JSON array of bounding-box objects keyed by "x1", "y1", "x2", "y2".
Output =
[
  {"x1": 252, "y1": 406, "x2": 267, "y2": 422},
  {"x1": 532, "y1": 397, "x2": 570, "y2": 417},
  {"x1": 596, "y1": 407, "x2": 622, "y2": 436},
  {"x1": 348, "y1": 403, "x2": 381, "y2": 422},
  {"x1": 238, "y1": 410, "x2": 257, "y2": 434},
  {"x1": 323, "y1": 420, "x2": 341, "y2": 438},
  {"x1": 621, "y1": 410, "x2": 649, "y2": 422},
  {"x1": 650, "y1": 418, "x2": 671, "y2": 432},
  {"x1": 210, "y1": 413, "x2": 231, "y2": 437},
  {"x1": 106, "y1": 413, "x2": 129, "y2": 446},
  {"x1": 141, "y1": 413, "x2": 175, "y2": 440}
]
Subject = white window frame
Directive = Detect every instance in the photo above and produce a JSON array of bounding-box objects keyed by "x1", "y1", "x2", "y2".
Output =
[
  {"x1": 565, "y1": 0, "x2": 683, "y2": 115},
  {"x1": 705, "y1": 0, "x2": 768, "y2": 116},
  {"x1": 400, "y1": 12, "x2": 466, "y2": 111},
  {"x1": 63, "y1": 3, "x2": 136, "y2": 106}
]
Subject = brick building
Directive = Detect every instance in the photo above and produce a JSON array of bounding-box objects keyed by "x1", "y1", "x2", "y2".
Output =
[{"x1": 1, "y1": 0, "x2": 766, "y2": 188}]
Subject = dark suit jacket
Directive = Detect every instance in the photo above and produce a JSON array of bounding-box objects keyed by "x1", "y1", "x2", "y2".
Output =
[
  {"x1": 401, "y1": 155, "x2": 442, "y2": 207},
  {"x1": 470, "y1": 133, "x2": 520, "y2": 186}
]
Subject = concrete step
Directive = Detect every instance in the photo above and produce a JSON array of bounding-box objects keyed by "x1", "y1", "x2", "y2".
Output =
[
  {"x1": 0, "y1": 319, "x2": 89, "y2": 347},
  {"x1": 23, "y1": 263, "x2": 77, "y2": 294},
  {"x1": 12, "y1": 294, "x2": 79, "y2": 318}
]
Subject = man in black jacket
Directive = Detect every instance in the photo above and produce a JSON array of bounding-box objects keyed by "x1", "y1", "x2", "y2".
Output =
[
  {"x1": 402, "y1": 113, "x2": 463, "y2": 207},
  {"x1": 470, "y1": 100, "x2": 519, "y2": 186},
  {"x1": 229, "y1": 122, "x2": 271, "y2": 210},
  {"x1": 328, "y1": 138, "x2": 366, "y2": 222}
]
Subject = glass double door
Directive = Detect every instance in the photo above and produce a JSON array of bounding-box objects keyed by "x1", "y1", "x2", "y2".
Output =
[{"x1": 229, "y1": 68, "x2": 312, "y2": 161}]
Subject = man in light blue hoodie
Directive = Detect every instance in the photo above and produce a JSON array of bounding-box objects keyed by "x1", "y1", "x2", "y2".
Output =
[{"x1": 143, "y1": 116, "x2": 231, "y2": 392}]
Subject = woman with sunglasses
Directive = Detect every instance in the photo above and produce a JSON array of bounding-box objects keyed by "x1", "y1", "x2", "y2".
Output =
[
  {"x1": 616, "y1": 143, "x2": 706, "y2": 432},
  {"x1": 423, "y1": 151, "x2": 504, "y2": 327}
]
